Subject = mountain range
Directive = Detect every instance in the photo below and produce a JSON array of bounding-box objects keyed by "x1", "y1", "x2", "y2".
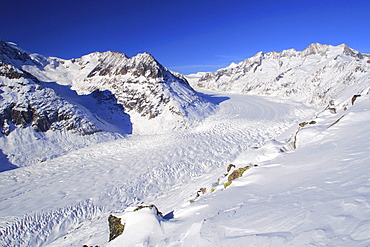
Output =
[
  {"x1": 188, "y1": 43, "x2": 370, "y2": 107},
  {"x1": 0, "y1": 40, "x2": 214, "y2": 168},
  {"x1": 0, "y1": 40, "x2": 369, "y2": 247},
  {"x1": 1, "y1": 40, "x2": 369, "y2": 172}
]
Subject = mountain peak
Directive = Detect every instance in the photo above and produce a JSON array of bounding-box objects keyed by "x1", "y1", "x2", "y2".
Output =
[
  {"x1": 254, "y1": 51, "x2": 264, "y2": 58},
  {"x1": 0, "y1": 40, "x2": 30, "y2": 64},
  {"x1": 0, "y1": 40, "x2": 215, "y2": 166},
  {"x1": 101, "y1": 50, "x2": 128, "y2": 57},
  {"x1": 338, "y1": 43, "x2": 363, "y2": 59},
  {"x1": 303, "y1": 42, "x2": 330, "y2": 55},
  {"x1": 85, "y1": 50, "x2": 162, "y2": 79},
  {"x1": 245, "y1": 51, "x2": 264, "y2": 63},
  {"x1": 136, "y1": 52, "x2": 153, "y2": 57},
  {"x1": 132, "y1": 52, "x2": 157, "y2": 64}
]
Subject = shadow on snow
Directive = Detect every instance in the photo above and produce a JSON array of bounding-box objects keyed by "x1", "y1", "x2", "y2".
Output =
[
  {"x1": 196, "y1": 91, "x2": 230, "y2": 105},
  {"x1": 42, "y1": 81, "x2": 133, "y2": 135},
  {"x1": 0, "y1": 149, "x2": 18, "y2": 172}
]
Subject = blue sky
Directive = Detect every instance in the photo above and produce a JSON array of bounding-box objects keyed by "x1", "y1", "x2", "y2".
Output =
[{"x1": 2, "y1": 0, "x2": 370, "y2": 74}]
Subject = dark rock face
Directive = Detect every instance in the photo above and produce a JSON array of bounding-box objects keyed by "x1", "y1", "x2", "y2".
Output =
[
  {"x1": 0, "y1": 40, "x2": 29, "y2": 64},
  {"x1": 0, "y1": 42, "x2": 102, "y2": 136},
  {"x1": 78, "y1": 51, "x2": 199, "y2": 122},
  {"x1": 0, "y1": 61, "x2": 39, "y2": 81},
  {"x1": 108, "y1": 215, "x2": 125, "y2": 242},
  {"x1": 0, "y1": 63, "x2": 27, "y2": 79},
  {"x1": 0, "y1": 64, "x2": 100, "y2": 136}
]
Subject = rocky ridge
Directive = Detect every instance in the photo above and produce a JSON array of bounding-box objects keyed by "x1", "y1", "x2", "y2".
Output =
[
  {"x1": 191, "y1": 43, "x2": 370, "y2": 106},
  {"x1": 0, "y1": 40, "x2": 214, "y2": 168},
  {"x1": 0, "y1": 41, "x2": 101, "y2": 136},
  {"x1": 28, "y1": 49, "x2": 214, "y2": 134},
  {"x1": 0, "y1": 41, "x2": 123, "y2": 168}
]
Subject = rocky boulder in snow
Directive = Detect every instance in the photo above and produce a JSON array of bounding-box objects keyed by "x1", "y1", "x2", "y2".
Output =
[
  {"x1": 107, "y1": 205, "x2": 164, "y2": 246},
  {"x1": 108, "y1": 214, "x2": 125, "y2": 242}
]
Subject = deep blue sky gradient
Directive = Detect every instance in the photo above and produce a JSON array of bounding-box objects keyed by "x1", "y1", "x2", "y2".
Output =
[{"x1": 2, "y1": 0, "x2": 370, "y2": 74}]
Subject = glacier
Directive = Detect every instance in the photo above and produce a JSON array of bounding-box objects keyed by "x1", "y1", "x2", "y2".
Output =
[{"x1": 0, "y1": 41, "x2": 369, "y2": 246}]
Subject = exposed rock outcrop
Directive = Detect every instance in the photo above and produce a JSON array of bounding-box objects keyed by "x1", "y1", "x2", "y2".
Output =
[
  {"x1": 0, "y1": 63, "x2": 100, "y2": 136},
  {"x1": 107, "y1": 205, "x2": 164, "y2": 246},
  {"x1": 108, "y1": 215, "x2": 125, "y2": 242}
]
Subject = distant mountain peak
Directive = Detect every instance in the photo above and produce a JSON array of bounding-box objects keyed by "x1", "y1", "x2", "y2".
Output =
[
  {"x1": 64, "y1": 49, "x2": 213, "y2": 131},
  {"x1": 84, "y1": 50, "x2": 173, "y2": 81},
  {"x1": 304, "y1": 42, "x2": 330, "y2": 54},
  {"x1": 193, "y1": 43, "x2": 369, "y2": 106},
  {"x1": 99, "y1": 50, "x2": 128, "y2": 58},
  {"x1": 339, "y1": 43, "x2": 363, "y2": 59}
]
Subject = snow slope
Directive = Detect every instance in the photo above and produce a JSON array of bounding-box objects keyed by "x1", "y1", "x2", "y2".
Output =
[
  {"x1": 190, "y1": 43, "x2": 370, "y2": 107},
  {"x1": 106, "y1": 89, "x2": 370, "y2": 246},
  {"x1": 1, "y1": 86, "x2": 369, "y2": 246},
  {"x1": 154, "y1": 90, "x2": 370, "y2": 247}
]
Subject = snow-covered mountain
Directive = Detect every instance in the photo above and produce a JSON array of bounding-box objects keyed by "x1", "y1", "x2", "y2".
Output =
[
  {"x1": 1, "y1": 40, "x2": 370, "y2": 247},
  {"x1": 26, "y1": 49, "x2": 215, "y2": 134},
  {"x1": 190, "y1": 43, "x2": 370, "y2": 107},
  {"x1": 0, "y1": 43, "x2": 101, "y2": 136},
  {"x1": 0, "y1": 40, "x2": 214, "y2": 169},
  {"x1": 0, "y1": 41, "x2": 119, "y2": 169}
]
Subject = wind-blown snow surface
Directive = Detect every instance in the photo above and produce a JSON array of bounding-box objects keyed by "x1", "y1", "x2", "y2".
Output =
[
  {"x1": 0, "y1": 89, "x2": 318, "y2": 246},
  {"x1": 2, "y1": 86, "x2": 370, "y2": 246},
  {"x1": 103, "y1": 90, "x2": 370, "y2": 247}
]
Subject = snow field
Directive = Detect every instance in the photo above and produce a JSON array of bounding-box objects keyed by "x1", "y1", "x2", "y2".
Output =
[
  {"x1": 0, "y1": 90, "x2": 316, "y2": 246},
  {"x1": 153, "y1": 94, "x2": 370, "y2": 246}
]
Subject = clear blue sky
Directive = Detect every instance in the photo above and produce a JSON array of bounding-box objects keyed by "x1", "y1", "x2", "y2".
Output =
[{"x1": 2, "y1": 0, "x2": 370, "y2": 74}]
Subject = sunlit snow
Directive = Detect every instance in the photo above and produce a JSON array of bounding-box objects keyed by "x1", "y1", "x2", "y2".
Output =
[{"x1": 1, "y1": 41, "x2": 370, "y2": 246}]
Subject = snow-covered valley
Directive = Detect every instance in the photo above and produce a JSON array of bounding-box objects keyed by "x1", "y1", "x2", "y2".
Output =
[
  {"x1": 1, "y1": 41, "x2": 370, "y2": 246},
  {"x1": 1, "y1": 89, "x2": 319, "y2": 246},
  {"x1": 2, "y1": 86, "x2": 370, "y2": 246}
]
